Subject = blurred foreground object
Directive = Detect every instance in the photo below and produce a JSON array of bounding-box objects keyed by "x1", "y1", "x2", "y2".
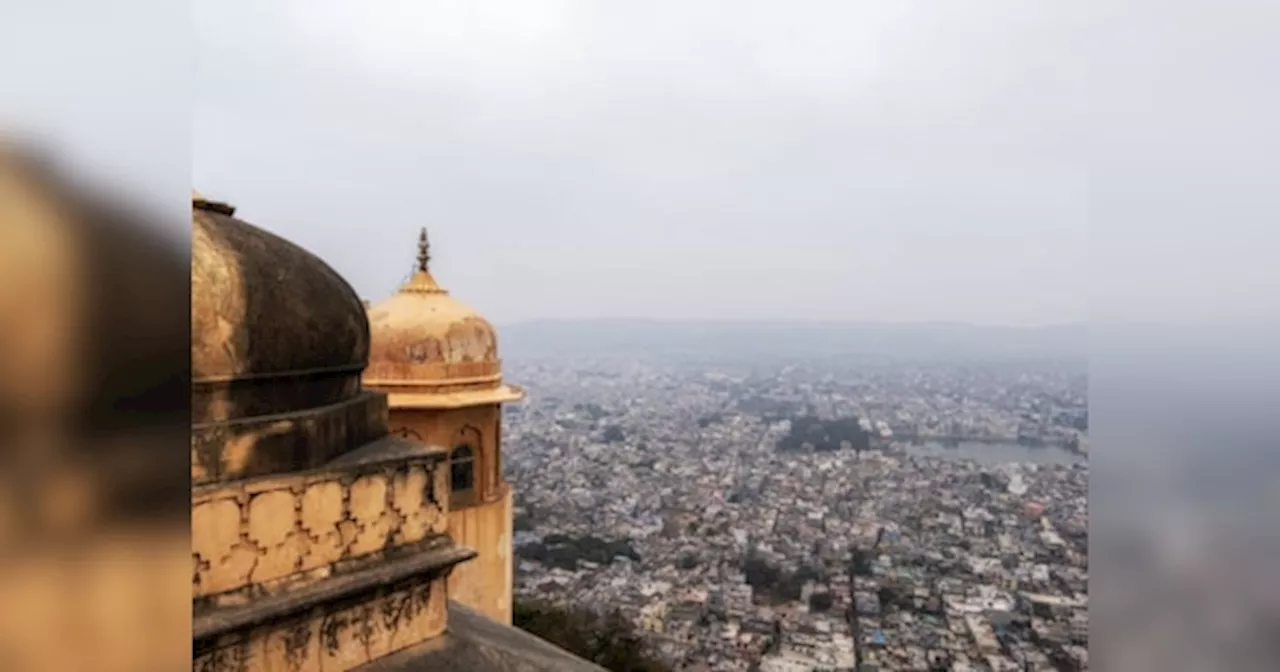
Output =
[{"x1": 0, "y1": 144, "x2": 190, "y2": 671}]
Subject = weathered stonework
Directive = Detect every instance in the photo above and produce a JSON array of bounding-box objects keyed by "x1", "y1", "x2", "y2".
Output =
[
  {"x1": 194, "y1": 573, "x2": 448, "y2": 672},
  {"x1": 388, "y1": 405, "x2": 503, "y2": 505},
  {"x1": 191, "y1": 202, "x2": 369, "y2": 408},
  {"x1": 383, "y1": 403, "x2": 514, "y2": 622},
  {"x1": 447, "y1": 486, "x2": 515, "y2": 623},
  {"x1": 192, "y1": 455, "x2": 449, "y2": 603},
  {"x1": 191, "y1": 391, "x2": 390, "y2": 486},
  {"x1": 192, "y1": 199, "x2": 377, "y2": 488}
]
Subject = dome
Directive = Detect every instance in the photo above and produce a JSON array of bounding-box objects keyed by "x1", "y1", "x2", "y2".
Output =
[
  {"x1": 191, "y1": 193, "x2": 370, "y2": 424},
  {"x1": 364, "y1": 230, "x2": 523, "y2": 409}
]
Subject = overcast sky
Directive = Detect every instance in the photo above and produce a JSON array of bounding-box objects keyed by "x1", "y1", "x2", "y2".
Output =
[{"x1": 192, "y1": 1, "x2": 1274, "y2": 327}]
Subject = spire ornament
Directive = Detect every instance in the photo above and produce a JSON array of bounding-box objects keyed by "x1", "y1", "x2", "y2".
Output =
[
  {"x1": 416, "y1": 227, "x2": 430, "y2": 272},
  {"x1": 399, "y1": 227, "x2": 447, "y2": 295}
]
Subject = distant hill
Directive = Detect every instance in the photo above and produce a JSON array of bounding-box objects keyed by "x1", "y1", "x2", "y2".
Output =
[{"x1": 497, "y1": 319, "x2": 1085, "y2": 362}]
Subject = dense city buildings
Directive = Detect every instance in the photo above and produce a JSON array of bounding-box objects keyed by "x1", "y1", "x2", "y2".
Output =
[{"x1": 505, "y1": 355, "x2": 1088, "y2": 671}]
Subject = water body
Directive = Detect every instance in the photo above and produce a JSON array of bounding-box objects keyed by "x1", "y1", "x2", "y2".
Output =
[{"x1": 901, "y1": 441, "x2": 1084, "y2": 466}]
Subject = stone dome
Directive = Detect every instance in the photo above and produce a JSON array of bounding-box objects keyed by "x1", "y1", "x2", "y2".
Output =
[
  {"x1": 191, "y1": 193, "x2": 370, "y2": 424},
  {"x1": 364, "y1": 230, "x2": 523, "y2": 408}
]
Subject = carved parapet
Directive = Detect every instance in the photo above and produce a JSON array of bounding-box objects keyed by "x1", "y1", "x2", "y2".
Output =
[
  {"x1": 192, "y1": 437, "x2": 479, "y2": 671},
  {"x1": 192, "y1": 440, "x2": 450, "y2": 604}
]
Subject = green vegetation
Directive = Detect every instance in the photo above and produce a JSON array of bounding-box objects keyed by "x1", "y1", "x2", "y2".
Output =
[
  {"x1": 573, "y1": 402, "x2": 608, "y2": 420},
  {"x1": 808, "y1": 591, "x2": 834, "y2": 612},
  {"x1": 735, "y1": 394, "x2": 798, "y2": 418},
  {"x1": 516, "y1": 534, "x2": 641, "y2": 571},
  {"x1": 513, "y1": 600, "x2": 671, "y2": 672},
  {"x1": 878, "y1": 583, "x2": 911, "y2": 612},
  {"x1": 742, "y1": 550, "x2": 824, "y2": 604},
  {"x1": 696, "y1": 412, "x2": 723, "y2": 428},
  {"x1": 850, "y1": 548, "x2": 874, "y2": 576},
  {"x1": 776, "y1": 415, "x2": 871, "y2": 452}
]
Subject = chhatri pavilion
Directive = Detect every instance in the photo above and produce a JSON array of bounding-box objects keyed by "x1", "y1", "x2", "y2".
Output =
[{"x1": 364, "y1": 229, "x2": 524, "y2": 625}]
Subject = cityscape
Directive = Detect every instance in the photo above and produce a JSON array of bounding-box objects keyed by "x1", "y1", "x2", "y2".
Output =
[
  {"x1": 6, "y1": 0, "x2": 1272, "y2": 669},
  {"x1": 504, "y1": 349, "x2": 1088, "y2": 671}
]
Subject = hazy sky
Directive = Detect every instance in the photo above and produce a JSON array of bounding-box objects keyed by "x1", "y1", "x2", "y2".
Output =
[{"x1": 191, "y1": 1, "x2": 1269, "y2": 327}]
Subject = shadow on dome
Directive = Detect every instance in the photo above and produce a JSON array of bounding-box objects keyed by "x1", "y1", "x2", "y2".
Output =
[{"x1": 191, "y1": 195, "x2": 390, "y2": 485}]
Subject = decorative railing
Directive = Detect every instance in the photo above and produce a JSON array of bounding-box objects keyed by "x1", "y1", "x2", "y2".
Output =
[{"x1": 193, "y1": 456, "x2": 449, "y2": 601}]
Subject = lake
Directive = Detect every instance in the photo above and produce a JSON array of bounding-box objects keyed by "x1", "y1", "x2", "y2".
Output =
[{"x1": 901, "y1": 440, "x2": 1084, "y2": 466}]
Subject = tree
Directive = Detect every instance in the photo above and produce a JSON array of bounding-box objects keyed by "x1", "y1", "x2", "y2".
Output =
[
  {"x1": 603, "y1": 425, "x2": 626, "y2": 443},
  {"x1": 850, "y1": 548, "x2": 874, "y2": 577},
  {"x1": 878, "y1": 584, "x2": 905, "y2": 612},
  {"x1": 793, "y1": 564, "x2": 821, "y2": 584},
  {"x1": 776, "y1": 415, "x2": 871, "y2": 453},
  {"x1": 808, "y1": 591, "x2": 834, "y2": 612},
  {"x1": 743, "y1": 553, "x2": 781, "y2": 591},
  {"x1": 513, "y1": 600, "x2": 671, "y2": 672},
  {"x1": 517, "y1": 534, "x2": 642, "y2": 571},
  {"x1": 697, "y1": 412, "x2": 723, "y2": 428}
]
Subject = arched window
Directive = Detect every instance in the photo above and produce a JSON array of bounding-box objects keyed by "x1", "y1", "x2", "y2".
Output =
[
  {"x1": 450, "y1": 445, "x2": 475, "y2": 493},
  {"x1": 456, "y1": 424, "x2": 485, "y2": 491}
]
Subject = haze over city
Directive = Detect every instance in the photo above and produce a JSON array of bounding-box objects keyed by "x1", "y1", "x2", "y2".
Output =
[{"x1": 195, "y1": 0, "x2": 1091, "y2": 327}]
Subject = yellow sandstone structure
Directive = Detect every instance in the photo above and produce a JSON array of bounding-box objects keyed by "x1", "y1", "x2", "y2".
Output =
[
  {"x1": 363, "y1": 229, "x2": 523, "y2": 625},
  {"x1": 190, "y1": 193, "x2": 600, "y2": 671}
]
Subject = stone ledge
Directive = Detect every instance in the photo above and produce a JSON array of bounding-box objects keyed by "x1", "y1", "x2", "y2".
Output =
[
  {"x1": 192, "y1": 435, "x2": 447, "y2": 500},
  {"x1": 194, "y1": 539, "x2": 476, "y2": 642},
  {"x1": 357, "y1": 601, "x2": 607, "y2": 672},
  {"x1": 325, "y1": 435, "x2": 450, "y2": 470},
  {"x1": 192, "y1": 391, "x2": 391, "y2": 486}
]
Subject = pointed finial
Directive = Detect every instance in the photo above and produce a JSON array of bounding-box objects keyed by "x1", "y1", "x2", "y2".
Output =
[
  {"x1": 416, "y1": 227, "x2": 430, "y2": 272},
  {"x1": 399, "y1": 227, "x2": 447, "y2": 294}
]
